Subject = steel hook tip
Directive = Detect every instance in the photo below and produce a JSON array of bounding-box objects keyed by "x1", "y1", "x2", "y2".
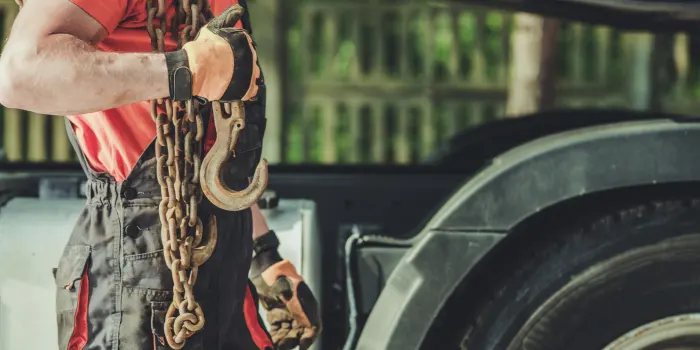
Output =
[
  {"x1": 200, "y1": 101, "x2": 269, "y2": 211},
  {"x1": 191, "y1": 215, "x2": 217, "y2": 267}
]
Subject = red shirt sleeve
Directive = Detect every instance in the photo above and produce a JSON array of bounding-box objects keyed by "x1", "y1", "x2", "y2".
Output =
[{"x1": 69, "y1": 0, "x2": 129, "y2": 34}]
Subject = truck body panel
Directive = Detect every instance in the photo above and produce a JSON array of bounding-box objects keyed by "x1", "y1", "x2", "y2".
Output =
[{"x1": 357, "y1": 118, "x2": 700, "y2": 349}]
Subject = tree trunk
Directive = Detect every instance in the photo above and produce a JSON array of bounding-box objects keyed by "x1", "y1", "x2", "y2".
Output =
[{"x1": 505, "y1": 13, "x2": 560, "y2": 117}]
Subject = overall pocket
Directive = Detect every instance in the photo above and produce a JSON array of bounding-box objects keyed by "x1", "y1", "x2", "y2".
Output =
[
  {"x1": 150, "y1": 301, "x2": 170, "y2": 350},
  {"x1": 54, "y1": 245, "x2": 91, "y2": 350}
]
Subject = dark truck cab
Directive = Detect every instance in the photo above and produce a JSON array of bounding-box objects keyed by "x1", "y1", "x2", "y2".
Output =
[{"x1": 4, "y1": 1, "x2": 700, "y2": 350}]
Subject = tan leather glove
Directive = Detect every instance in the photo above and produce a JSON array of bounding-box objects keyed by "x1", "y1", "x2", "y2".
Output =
[
  {"x1": 164, "y1": 5, "x2": 260, "y2": 102},
  {"x1": 251, "y1": 231, "x2": 322, "y2": 350}
]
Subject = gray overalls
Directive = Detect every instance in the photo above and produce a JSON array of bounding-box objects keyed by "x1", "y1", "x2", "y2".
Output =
[
  {"x1": 53, "y1": 4, "x2": 272, "y2": 344},
  {"x1": 56, "y1": 103, "x2": 271, "y2": 350}
]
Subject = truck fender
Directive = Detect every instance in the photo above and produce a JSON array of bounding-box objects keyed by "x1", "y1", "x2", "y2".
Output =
[{"x1": 355, "y1": 118, "x2": 700, "y2": 350}]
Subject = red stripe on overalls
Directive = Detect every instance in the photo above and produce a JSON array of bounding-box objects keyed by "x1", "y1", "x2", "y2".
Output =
[
  {"x1": 244, "y1": 285, "x2": 274, "y2": 349},
  {"x1": 67, "y1": 268, "x2": 89, "y2": 349}
]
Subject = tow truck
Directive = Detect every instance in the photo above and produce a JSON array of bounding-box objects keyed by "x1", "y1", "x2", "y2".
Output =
[{"x1": 3, "y1": 1, "x2": 700, "y2": 349}]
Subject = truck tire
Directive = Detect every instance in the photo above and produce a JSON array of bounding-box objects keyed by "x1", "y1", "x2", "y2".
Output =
[{"x1": 459, "y1": 199, "x2": 700, "y2": 350}]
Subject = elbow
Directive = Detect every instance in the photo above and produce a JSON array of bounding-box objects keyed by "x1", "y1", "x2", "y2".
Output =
[
  {"x1": 0, "y1": 49, "x2": 32, "y2": 110},
  {"x1": 0, "y1": 61, "x2": 17, "y2": 108},
  {"x1": 0, "y1": 61, "x2": 20, "y2": 109}
]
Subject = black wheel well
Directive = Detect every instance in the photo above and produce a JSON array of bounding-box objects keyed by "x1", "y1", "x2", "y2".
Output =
[{"x1": 421, "y1": 181, "x2": 700, "y2": 348}]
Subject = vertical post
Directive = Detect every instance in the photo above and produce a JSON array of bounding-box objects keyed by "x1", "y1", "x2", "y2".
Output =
[
  {"x1": 649, "y1": 33, "x2": 673, "y2": 112},
  {"x1": 52, "y1": 116, "x2": 72, "y2": 162},
  {"x1": 420, "y1": 100, "x2": 434, "y2": 161},
  {"x1": 497, "y1": 15, "x2": 512, "y2": 85},
  {"x1": 27, "y1": 112, "x2": 47, "y2": 162},
  {"x1": 448, "y1": 10, "x2": 460, "y2": 84},
  {"x1": 625, "y1": 33, "x2": 654, "y2": 111},
  {"x1": 570, "y1": 23, "x2": 584, "y2": 85},
  {"x1": 394, "y1": 104, "x2": 410, "y2": 164},
  {"x1": 469, "y1": 12, "x2": 486, "y2": 84},
  {"x1": 321, "y1": 101, "x2": 337, "y2": 164},
  {"x1": 505, "y1": 13, "x2": 560, "y2": 117},
  {"x1": 420, "y1": 7, "x2": 435, "y2": 162},
  {"x1": 298, "y1": 7, "x2": 312, "y2": 163},
  {"x1": 248, "y1": 0, "x2": 283, "y2": 163},
  {"x1": 595, "y1": 27, "x2": 611, "y2": 85},
  {"x1": 372, "y1": 1, "x2": 384, "y2": 80},
  {"x1": 321, "y1": 11, "x2": 339, "y2": 164},
  {"x1": 348, "y1": 101, "x2": 360, "y2": 163},
  {"x1": 673, "y1": 33, "x2": 689, "y2": 101},
  {"x1": 371, "y1": 103, "x2": 385, "y2": 163}
]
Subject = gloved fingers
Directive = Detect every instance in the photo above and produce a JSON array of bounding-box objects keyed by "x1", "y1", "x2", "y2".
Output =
[
  {"x1": 283, "y1": 326, "x2": 304, "y2": 348},
  {"x1": 271, "y1": 320, "x2": 298, "y2": 350},
  {"x1": 206, "y1": 4, "x2": 245, "y2": 31},
  {"x1": 270, "y1": 322, "x2": 291, "y2": 346},
  {"x1": 271, "y1": 323, "x2": 315, "y2": 350},
  {"x1": 298, "y1": 326, "x2": 317, "y2": 350},
  {"x1": 276, "y1": 336, "x2": 296, "y2": 350},
  {"x1": 267, "y1": 308, "x2": 293, "y2": 325}
]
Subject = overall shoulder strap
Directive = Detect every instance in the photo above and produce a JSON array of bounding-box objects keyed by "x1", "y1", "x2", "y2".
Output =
[{"x1": 64, "y1": 117, "x2": 94, "y2": 178}]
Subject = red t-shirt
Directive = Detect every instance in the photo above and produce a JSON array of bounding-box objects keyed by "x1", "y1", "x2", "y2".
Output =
[{"x1": 66, "y1": 0, "x2": 243, "y2": 183}]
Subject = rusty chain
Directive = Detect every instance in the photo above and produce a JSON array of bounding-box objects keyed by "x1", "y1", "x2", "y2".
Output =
[
  {"x1": 146, "y1": 0, "x2": 269, "y2": 347},
  {"x1": 146, "y1": 0, "x2": 217, "y2": 348}
]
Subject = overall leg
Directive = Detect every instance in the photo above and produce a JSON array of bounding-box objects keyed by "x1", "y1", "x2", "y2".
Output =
[{"x1": 55, "y1": 181, "x2": 123, "y2": 350}]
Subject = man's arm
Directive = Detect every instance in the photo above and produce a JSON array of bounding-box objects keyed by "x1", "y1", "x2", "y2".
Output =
[
  {"x1": 0, "y1": 0, "x2": 169, "y2": 115},
  {"x1": 250, "y1": 203, "x2": 322, "y2": 350},
  {"x1": 251, "y1": 203, "x2": 270, "y2": 240}
]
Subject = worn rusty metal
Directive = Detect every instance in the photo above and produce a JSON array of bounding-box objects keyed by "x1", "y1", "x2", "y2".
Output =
[
  {"x1": 200, "y1": 101, "x2": 269, "y2": 212},
  {"x1": 147, "y1": 0, "x2": 266, "y2": 347},
  {"x1": 146, "y1": 0, "x2": 214, "y2": 348}
]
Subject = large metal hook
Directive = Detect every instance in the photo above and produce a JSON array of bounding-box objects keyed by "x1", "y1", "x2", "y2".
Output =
[{"x1": 200, "y1": 101, "x2": 268, "y2": 211}]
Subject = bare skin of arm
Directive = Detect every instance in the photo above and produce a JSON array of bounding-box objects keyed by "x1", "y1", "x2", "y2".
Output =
[
  {"x1": 251, "y1": 203, "x2": 271, "y2": 241},
  {"x1": 0, "y1": 0, "x2": 169, "y2": 115}
]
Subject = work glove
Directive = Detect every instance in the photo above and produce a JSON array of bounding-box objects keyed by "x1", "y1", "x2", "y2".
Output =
[
  {"x1": 164, "y1": 5, "x2": 260, "y2": 103},
  {"x1": 251, "y1": 230, "x2": 322, "y2": 350}
]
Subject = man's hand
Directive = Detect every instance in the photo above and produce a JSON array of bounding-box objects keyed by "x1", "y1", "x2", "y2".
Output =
[
  {"x1": 251, "y1": 231, "x2": 322, "y2": 350},
  {"x1": 166, "y1": 5, "x2": 260, "y2": 103}
]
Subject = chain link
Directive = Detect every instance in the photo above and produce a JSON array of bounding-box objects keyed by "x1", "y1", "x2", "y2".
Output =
[{"x1": 146, "y1": 0, "x2": 214, "y2": 348}]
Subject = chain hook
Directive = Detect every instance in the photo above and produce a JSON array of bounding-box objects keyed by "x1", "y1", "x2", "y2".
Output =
[
  {"x1": 191, "y1": 215, "x2": 217, "y2": 266},
  {"x1": 200, "y1": 101, "x2": 268, "y2": 211}
]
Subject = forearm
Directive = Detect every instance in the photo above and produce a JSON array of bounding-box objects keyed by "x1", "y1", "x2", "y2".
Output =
[
  {"x1": 0, "y1": 34, "x2": 169, "y2": 115},
  {"x1": 251, "y1": 203, "x2": 270, "y2": 241}
]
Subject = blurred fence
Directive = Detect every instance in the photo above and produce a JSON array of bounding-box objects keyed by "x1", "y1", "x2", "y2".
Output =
[{"x1": 0, "y1": 0, "x2": 698, "y2": 165}]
